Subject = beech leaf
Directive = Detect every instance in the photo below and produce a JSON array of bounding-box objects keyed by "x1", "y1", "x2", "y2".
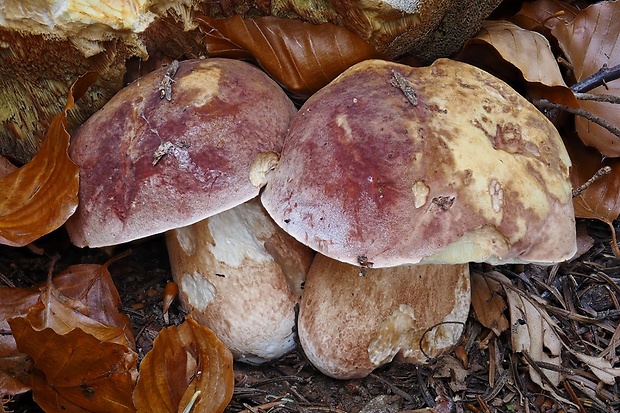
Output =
[
  {"x1": 510, "y1": 0, "x2": 578, "y2": 32},
  {"x1": 552, "y1": 1, "x2": 620, "y2": 156},
  {"x1": 198, "y1": 15, "x2": 385, "y2": 99},
  {"x1": 470, "y1": 271, "x2": 509, "y2": 336},
  {"x1": 4, "y1": 257, "x2": 137, "y2": 407},
  {"x1": 0, "y1": 72, "x2": 97, "y2": 247},
  {"x1": 133, "y1": 317, "x2": 233, "y2": 413},
  {"x1": 459, "y1": 20, "x2": 576, "y2": 106},
  {"x1": 10, "y1": 320, "x2": 138, "y2": 413},
  {"x1": 566, "y1": 132, "x2": 620, "y2": 256}
]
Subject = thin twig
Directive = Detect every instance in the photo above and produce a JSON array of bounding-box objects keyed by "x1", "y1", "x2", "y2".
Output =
[
  {"x1": 535, "y1": 99, "x2": 620, "y2": 139},
  {"x1": 370, "y1": 373, "x2": 415, "y2": 402},
  {"x1": 416, "y1": 367, "x2": 436, "y2": 407},
  {"x1": 571, "y1": 64, "x2": 620, "y2": 93},
  {"x1": 563, "y1": 380, "x2": 587, "y2": 413},
  {"x1": 573, "y1": 166, "x2": 611, "y2": 198},
  {"x1": 0, "y1": 272, "x2": 15, "y2": 288},
  {"x1": 521, "y1": 350, "x2": 562, "y2": 395},
  {"x1": 575, "y1": 92, "x2": 620, "y2": 104}
]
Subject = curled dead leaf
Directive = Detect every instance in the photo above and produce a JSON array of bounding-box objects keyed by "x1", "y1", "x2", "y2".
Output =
[
  {"x1": 565, "y1": 132, "x2": 620, "y2": 257},
  {"x1": 198, "y1": 15, "x2": 385, "y2": 99},
  {"x1": 552, "y1": 1, "x2": 620, "y2": 156},
  {"x1": 571, "y1": 352, "x2": 620, "y2": 385},
  {"x1": 510, "y1": 0, "x2": 578, "y2": 33},
  {"x1": 489, "y1": 271, "x2": 563, "y2": 389},
  {"x1": 133, "y1": 317, "x2": 233, "y2": 413},
  {"x1": 10, "y1": 321, "x2": 138, "y2": 413},
  {"x1": 459, "y1": 20, "x2": 576, "y2": 106},
  {"x1": 470, "y1": 271, "x2": 510, "y2": 336},
  {"x1": 0, "y1": 72, "x2": 97, "y2": 247},
  {"x1": 2, "y1": 256, "x2": 137, "y2": 402}
]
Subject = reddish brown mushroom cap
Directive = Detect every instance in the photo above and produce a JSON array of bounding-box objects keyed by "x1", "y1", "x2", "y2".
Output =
[
  {"x1": 261, "y1": 59, "x2": 576, "y2": 267},
  {"x1": 67, "y1": 58, "x2": 296, "y2": 247}
]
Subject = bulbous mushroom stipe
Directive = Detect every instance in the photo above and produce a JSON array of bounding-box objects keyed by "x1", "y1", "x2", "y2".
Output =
[
  {"x1": 261, "y1": 58, "x2": 577, "y2": 378},
  {"x1": 66, "y1": 58, "x2": 312, "y2": 363}
]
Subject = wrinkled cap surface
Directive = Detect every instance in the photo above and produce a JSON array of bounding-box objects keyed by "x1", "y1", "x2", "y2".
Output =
[
  {"x1": 67, "y1": 58, "x2": 296, "y2": 247},
  {"x1": 261, "y1": 58, "x2": 576, "y2": 267}
]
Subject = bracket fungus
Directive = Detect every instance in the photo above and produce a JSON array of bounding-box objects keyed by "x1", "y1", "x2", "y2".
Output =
[
  {"x1": 260, "y1": 59, "x2": 577, "y2": 378},
  {"x1": 66, "y1": 58, "x2": 313, "y2": 363}
]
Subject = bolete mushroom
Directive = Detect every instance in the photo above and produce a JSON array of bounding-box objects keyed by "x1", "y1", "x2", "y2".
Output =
[
  {"x1": 260, "y1": 59, "x2": 577, "y2": 378},
  {"x1": 66, "y1": 58, "x2": 313, "y2": 362}
]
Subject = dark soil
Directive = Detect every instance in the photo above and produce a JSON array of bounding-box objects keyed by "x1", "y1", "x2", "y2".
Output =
[{"x1": 2, "y1": 220, "x2": 620, "y2": 413}]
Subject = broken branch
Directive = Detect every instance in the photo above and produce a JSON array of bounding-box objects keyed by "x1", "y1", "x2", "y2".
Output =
[
  {"x1": 571, "y1": 63, "x2": 620, "y2": 93},
  {"x1": 535, "y1": 99, "x2": 620, "y2": 139}
]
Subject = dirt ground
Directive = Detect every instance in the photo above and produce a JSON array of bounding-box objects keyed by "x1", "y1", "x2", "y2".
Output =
[{"x1": 2, "y1": 219, "x2": 620, "y2": 413}]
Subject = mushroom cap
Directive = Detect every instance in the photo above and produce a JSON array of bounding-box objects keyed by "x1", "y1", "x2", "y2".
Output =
[
  {"x1": 166, "y1": 199, "x2": 314, "y2": 364},
  {"x1": 261, "y1": 59, "x2": 576, "y2": 267},
  {"x1": 67, "y1": 58, "x2": 296, "y2": 247},
  {"x1": 298, "y1": 254, "x2": 470, "y2": 379}
]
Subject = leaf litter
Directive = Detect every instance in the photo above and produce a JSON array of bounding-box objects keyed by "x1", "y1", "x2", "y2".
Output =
[
  {"x1": 2, "y1": 1, "x2": 620, "y2": 411},
  {"x1": 2, "y1": 225, "x2": 620, "y2": 413}
]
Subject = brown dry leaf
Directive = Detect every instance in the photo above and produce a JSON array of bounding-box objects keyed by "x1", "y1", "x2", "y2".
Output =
[
  {"x1": 494, "y1": 271, "x2": 563, "y2": 389},
  {"x1": 552, "y1": 1, "x2": 620, "y2": 156},
  {"x1": 52, "y1": 260, "x2": 135, "y2": 348},
  {"x1": 566, "y1": 132, "x2": 620, "y2": 256},
  {"x1": 198, "y1": 15, "x2": 385, "y2": 99},
  {"x1": 10, "y1": 319, "x2": 138, "y2": 413},
  {"x1": 0, "y1": 156, "x2": 16, "y2": 178},
  {"x1": 1, "y1": 285, "x2": 44, "y2": 395},
  {"x1": 0, "y1": 259, "x2": 136, "y2": 396},
  {"x1": 0, "y1": 72, "x2": 96, "y2": 247},
  {"x1": 133, "y1": 317, "x2": 233, "y2": 413},
  {"x1": 510, "y1": 0, "x2": 578, "y2": 32},
  {"x1": 459, "y1": 20, "x2": 576, "y2": 106},
  {"x1": 5, "y1": 258, "x2": 137, "y2": 411},
  {"x1": 571, "y1": 352, "x2": 620, "y2": 385},
  {"x1": 470, "y1": 271, "x2": 510, "y2": 336},
  {"x1": 0, "y1": 349, "x2": 32, "y2": 396},
  {"x1": 433, "y1": 355, "x2": 470, "y2": 392}
]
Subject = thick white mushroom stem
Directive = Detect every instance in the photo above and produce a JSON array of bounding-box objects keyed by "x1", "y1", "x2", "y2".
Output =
[
  {"x1": 166, "y1": 199, "x2": 314, "y2": 364},
  {"x1": 298, "y1": 254, "x2": 470, "y2": 379}
]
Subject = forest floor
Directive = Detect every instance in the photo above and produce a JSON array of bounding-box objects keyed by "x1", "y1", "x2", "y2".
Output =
[{"x1": 2, "y1": 219, "x2": 619, "y2": 413}]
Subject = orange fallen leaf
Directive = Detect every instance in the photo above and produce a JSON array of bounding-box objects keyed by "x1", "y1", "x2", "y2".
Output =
[
  {"x1": 0, "y1": 72, "x2": 97, "y2": 247},
  {"x1": 133, "y1": 317, "x2": 233, "y2": 413},
  {"x1": 3, "y1": 256, "x2": 138, "y2": 407},
  {"x1": 1, "y1": 285, "x2": 47, "y2": 395},
  {"x1": 11, "y1": 320, "x2": 138, "y2": 413},
  {"x1": 552, "y1": 1, "x2": 620, "y2": 156},
  {"x1": 198, "y1": 15, "x2": 385, "y2": 99}
]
